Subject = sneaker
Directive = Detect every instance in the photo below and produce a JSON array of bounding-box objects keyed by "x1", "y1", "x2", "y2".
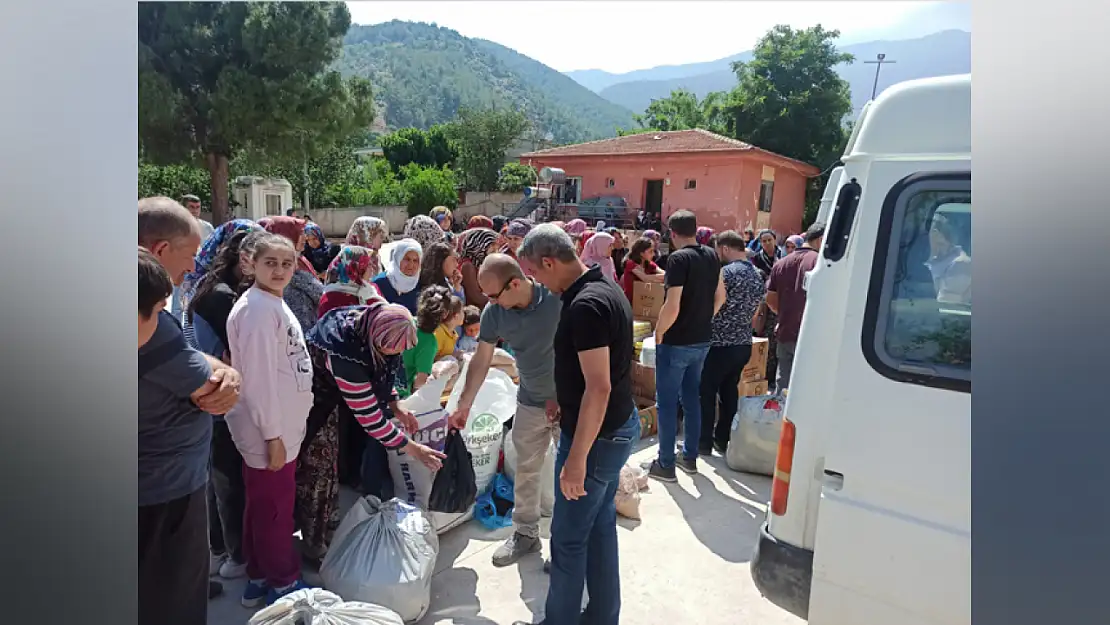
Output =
[
  {"x1": 266, "y1": 579, "x2": 311, "y2": 606},
  {"x1": 209, "y1": 552, "x2": 227, "y2": 576},
  {"x1": 543, "y1": 559, "x2": 550, "y2": 574},
  {"x1": 219, "y1": 557, "x2": 248, "y2": 579},
  {"x1": 241, "y1": 580, "x2": 270, "y2": 608},
  {"x1": 713, "y1": 440, "x2": 728, "y2": 455},
  {"x1": 676, "y1": 454, "x2": 698, "y2": 475},
  {"x1": 697, "y1": 443, "x2": 714, "y2": 456},
  {"x1": 208, "y1": 580, "x2": 224, "y2": 599},
  {"x1": 646, "y1": 460, "x2": 677, "y2": 483},
  {"x1": 491, "y1": 532, "x2": 542, "y2": 567}
]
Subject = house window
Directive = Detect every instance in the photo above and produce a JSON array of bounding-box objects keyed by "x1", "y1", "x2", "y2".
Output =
[
  {"x1": 758, "y1": 180, "x2": 774, "y2": 213},
  {"x1": 684, "y1": 179, "x2": 697, "y2": 190},
  {"x1": 606, "y1": 178, "x2": 616, "y2": 189},
  {"x1": 862, "y1": 173, "x2": 971, "y2": 392},
  {"x1": 264, "y1": 193, "x2": 283, "y2": 216},
  {"x1": 563, "y1": 176, "x2": 583, "y2": 204}
]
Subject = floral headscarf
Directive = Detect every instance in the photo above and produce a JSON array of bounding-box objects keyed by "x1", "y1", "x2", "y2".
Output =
[
  {"x1": 403, "y1": 215, "x2": 447, "y2": 252},
  {"x1": 183, "y1": 218, "x2": 260, "y2": 300},
  {"x1": 642, "y1": 229, "x2": 661, "y2": 242},
  {"x1": 468, "y1": 215, "x2": 494, "y2": 230},
  {"x1": 456, "y1": 227, "x2": 499, "y2": 269},
  {"x1": 325, "y1": 245, "x2": 375, "y2": 286},
  {"x1": 564, "y1": 219, "x2": 587, "y2": 235},
  {"x1": 696, "y1": 226, "x2": 715, "y2": 246},
  {"x1": 507, "y1": 218, "x2": 533, "y2": 238},
  {"x1": 346, "y1": 216, "x2": 388, "y2": 249},
  {"x1": 348, "y1": 299, "x2": 418, "y2": 368}
]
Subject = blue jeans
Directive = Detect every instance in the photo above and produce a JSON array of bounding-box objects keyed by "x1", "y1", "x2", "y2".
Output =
[
  {"x1": 545, "y1": 410, "x2": 640, "y2": 625},
  {"x1": 655, "y1": 342, "x2": 710, "y2": 468}
]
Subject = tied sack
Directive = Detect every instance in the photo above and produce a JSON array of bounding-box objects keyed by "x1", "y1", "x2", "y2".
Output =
[
  {"x1": 387, "y1": 372, "x2": 453, "y2": 528},
  {"x1": 445, "y1": 359, "x2": 517, "y2": 494},
  {"x1": 614, "y1": 463, "x2": 650, "y2": 520},
  {"x1": 428, "y1": 429, "x2": 478, "y2": 514},
  {"x1": 248, "y1": 588, "x2": 404, "y2": 625},
  {"x1": 726, "y1": 395, "x2": 785, "y2": 476},
  {"x1": 320, "y1": 497, "x2": 439, "y2": 623}
]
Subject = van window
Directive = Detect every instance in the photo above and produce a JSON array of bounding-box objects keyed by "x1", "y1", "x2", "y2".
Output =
[{"x1": 863, "y1": 173, "x2": 971, "y2": 392}]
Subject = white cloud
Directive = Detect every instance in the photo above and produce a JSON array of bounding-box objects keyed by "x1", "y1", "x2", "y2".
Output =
[{"x1": 344, "y1": 1, "x2": 950, "y2": 73}]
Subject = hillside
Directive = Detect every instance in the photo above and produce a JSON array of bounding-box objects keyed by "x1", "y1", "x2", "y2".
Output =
[
  {"x1": 592, "y1": 30, "x2": 971, "y2": 118},
  {"x1": 334, "y1": 21, "x2": 636, "y2": 143}
]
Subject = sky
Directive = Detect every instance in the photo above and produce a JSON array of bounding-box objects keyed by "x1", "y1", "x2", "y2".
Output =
[{"x1": 344, "y1": 1, "x2": 965, "y2": 74}]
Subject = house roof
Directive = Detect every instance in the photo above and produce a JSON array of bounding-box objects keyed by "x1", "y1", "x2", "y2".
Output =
[{"x1": 520, "y1": 128, "x2": 819, "y2": 173}]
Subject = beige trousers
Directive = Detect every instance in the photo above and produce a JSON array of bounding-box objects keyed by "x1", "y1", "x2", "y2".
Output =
[{"x1": 511, "y1": 402, "x2": 559, "y2": 538}]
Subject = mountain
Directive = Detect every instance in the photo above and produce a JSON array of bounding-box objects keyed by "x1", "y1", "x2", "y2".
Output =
[
  {"x1": 334, "y1": 21, "x2": 636, "y2": 143},
  {"x1": 564, "y1": 2, "x2": 971, "y2": 92},
  {"x1": 593, "y1": 30, "x2": 970, "y2": 118}
]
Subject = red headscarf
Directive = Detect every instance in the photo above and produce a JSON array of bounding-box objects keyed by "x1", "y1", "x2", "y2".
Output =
[
  {"x1": 262, "y1": 216, "x2": 316, "y2": 274},
  {"x1": 468, "y1": 215, "x2": 494, "y2": 230}
]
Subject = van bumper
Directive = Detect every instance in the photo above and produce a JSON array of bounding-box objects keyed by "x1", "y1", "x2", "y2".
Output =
[{"x1": 750, "y1": 521, "x2": 813, "y2": 619}]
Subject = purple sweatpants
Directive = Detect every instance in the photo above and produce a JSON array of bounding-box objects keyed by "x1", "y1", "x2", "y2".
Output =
[{"x1": 242, "y1": 461, "x2": 299, "y2": 588}]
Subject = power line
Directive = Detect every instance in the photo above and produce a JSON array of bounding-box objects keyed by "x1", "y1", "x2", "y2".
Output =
[{"x1": 864, "y1": 53, "x2": 897, "y2": 100}]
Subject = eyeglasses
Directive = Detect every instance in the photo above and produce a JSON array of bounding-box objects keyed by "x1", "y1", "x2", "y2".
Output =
[{"x1": 484, "y1": 276, "x2": 516, "y2": 301}]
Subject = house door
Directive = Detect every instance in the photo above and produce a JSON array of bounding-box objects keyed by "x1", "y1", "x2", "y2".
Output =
[{"x1": 644, "y1": 179, "x2": 664, "y2": 217}]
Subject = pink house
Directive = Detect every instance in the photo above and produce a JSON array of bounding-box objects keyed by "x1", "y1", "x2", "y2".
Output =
[{"x1": 519, "y1": 129, "x2": 820, "y2": 235}]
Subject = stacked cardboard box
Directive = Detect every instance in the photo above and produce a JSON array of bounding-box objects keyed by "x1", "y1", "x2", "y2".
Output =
[
  {"x1": 631, "y1": 361, "x2": 658, "y2": 438},
  {"x1": 738, "y1": 337, "x2": 771, "y2": 397},
  {"x1": 631, "y1": 282, "x2": 664, "y2": 324}
]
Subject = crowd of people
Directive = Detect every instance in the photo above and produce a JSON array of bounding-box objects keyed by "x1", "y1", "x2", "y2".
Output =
[{"x1": 137, "y1": 194, "x2": 822, "y2": 625}]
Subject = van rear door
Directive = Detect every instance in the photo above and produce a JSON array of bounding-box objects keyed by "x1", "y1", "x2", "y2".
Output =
[{"x1": 807, "y1": 161, "x2": 971, "y2": 625}]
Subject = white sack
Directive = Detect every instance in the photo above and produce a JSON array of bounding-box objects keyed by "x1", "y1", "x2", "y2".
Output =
[
  {"x1": 248, "y1": 588, "x2": 404, "y2": 625},
  {"x1": 726, "y1": 395, "x2": 785, "y2": 476}
]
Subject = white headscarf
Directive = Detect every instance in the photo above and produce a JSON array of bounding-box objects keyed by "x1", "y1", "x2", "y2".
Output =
[{"x1": 387, "y1": 238, "x2": 422, "y2": 295}]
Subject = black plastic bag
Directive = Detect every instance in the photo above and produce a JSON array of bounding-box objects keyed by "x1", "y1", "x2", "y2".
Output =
[{"x1": 428, "y1": 430, "x2": 478, "y2": 514}]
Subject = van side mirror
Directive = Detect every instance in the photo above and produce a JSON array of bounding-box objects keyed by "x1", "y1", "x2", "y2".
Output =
[{"x1": 823, "y1": 179, "x2": 862, "y2": 262}]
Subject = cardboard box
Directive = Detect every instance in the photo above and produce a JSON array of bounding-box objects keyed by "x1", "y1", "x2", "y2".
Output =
[
  {"x1": 738, "y1": 378, "x2": 769, "y2": 397},
  {"x1": 741, "y1": 337, "x2": 770, "y2": 383},
  {"x1": 631, "y1": 362, "x2": 656, "y2": 399},
  {"x1": 632, "y1": 281, "x2": 664, "y2": 321}
]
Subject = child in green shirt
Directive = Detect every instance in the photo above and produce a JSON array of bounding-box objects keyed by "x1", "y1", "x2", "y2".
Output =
[{"x1": 402, "y1": 285, "x2": 463, "y2": 394}]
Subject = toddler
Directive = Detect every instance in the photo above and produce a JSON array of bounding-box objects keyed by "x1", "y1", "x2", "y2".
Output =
[
  {"x1": 224, "y1": 233, "x2": 314, "y2": 607},
  {"x1": 456, "y1": 305, "x2": 481, "y2": 354},
  {"x1": 402, "y1": 285, "x2": 463, "y2": 393}
]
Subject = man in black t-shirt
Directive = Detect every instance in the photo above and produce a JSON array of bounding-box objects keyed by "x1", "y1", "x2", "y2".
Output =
[
  {"x1": 514, "y1": 224, "x2": 640, "y2": 625},
  {"x1": 648, "y1": 210, "x2": 725, "y2": 482}
]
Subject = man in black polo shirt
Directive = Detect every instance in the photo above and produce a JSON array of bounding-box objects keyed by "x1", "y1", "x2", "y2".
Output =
[
  {"x1": 648, "y1": 210, "x2": 725, "y2": 482},
  {"x1": 514, "y1": 224, "x2": 640, "y2": 625}
]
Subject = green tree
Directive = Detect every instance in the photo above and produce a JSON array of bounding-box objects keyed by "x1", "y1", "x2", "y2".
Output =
[
  {"x1": 380, "y1": 125, "x2": 457, "y2": 171},
  {"x1": 724, "y1": 24, "x2": 854, "y2": 208},
  {"x1": 621, "y1": 88, "x2": 731, "y2": 136},
  {"x1": 400, "y1": 164, "x2": 459, "y2": 216},
  {"x1": 497, "y1": 163, "x2": 537, "y2": 193},
  {"x1": 138, "y1": 2, "x2": 375, "y2": 223},
  {"x1": 445, "y1": 107, "x2": 530, "y2": 192}
]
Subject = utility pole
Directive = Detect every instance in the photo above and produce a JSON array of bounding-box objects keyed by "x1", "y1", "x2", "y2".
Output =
[{"x1": 864, "y1": 53, "x2": 897, "y2": 100}]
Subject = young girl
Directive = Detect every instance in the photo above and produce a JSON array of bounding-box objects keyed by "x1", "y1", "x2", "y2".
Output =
[
  {"x1": 621, "y1": 237, "x2": 665, "y2": 302},
  {"x1": 434, "y1": 295, "x2": 465, "y2": 360},
  {"x1": 402, "y1": 286, "x2": 461, "y2": 393},
  {"x1": 418, "y1": 241, "x2": 463, "y2": 300},
  {"x1": 225, "y1": 233, "x2": 314, "y2": 607}
]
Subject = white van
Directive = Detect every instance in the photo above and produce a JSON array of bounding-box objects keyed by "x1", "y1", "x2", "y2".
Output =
[{"x1": 749, "y1": 74, "x2": 971, "y2": 625}]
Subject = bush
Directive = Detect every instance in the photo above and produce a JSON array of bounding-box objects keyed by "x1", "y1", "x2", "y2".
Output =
[
  {"x1": 138, "y1": 161, "x2": 211, "y2": 201},
  {"x1": 497, "y1": 162, "x2": 536, "y2": 193},
  {"x1": 401, "y1": 164, "x2": 458, "y2": 216}
]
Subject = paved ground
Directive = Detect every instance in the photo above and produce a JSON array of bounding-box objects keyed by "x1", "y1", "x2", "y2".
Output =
[{"x1": 207, "y1": 440, "x2": 802, "y2": 625}]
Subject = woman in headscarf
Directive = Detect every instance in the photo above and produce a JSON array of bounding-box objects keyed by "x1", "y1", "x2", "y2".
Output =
[
  {"x1": 262, "y1": 216, "x2": 325, "y2": 333},
  {"x1": 696, "y1": 226, "x2": 715, "y2": 247},
  {"x1": 318, "y1": 246, "x2": 382, "y2": 316},
  {"x1": 455, "y1": 227, "x2": 500, "y2": 308},
  {"x1": 468, "y1": 215, "x2": 495, "y2": 230},
  {"x1": 303, "y1": 223, "x2": 340, "y2": 277},
  {"x1": 418, "y1": 241, "x2": 463, "y2": 299},
  {"x1": 429, "y1": 206, "x2": 454, "y2": 234},
  {"x1": 403, "y1": 214, "x2": 447, "y2": 253},
  {"x1": 372, "y1": 238, "x2": 423, "y2": 314},
  {"x1": 344, "y1": 217, "x2": 387, "y2": 275},
  {"x1": 784, "y1": 234, "x2": 804, "y2": 255},
  {"x1": 750, "y1": 228, "x2": 783, "y2": 382},
  {"x1": 181, "y1": 219, "x2": 261, "y2": 348},
  {"x1": 299, "y1": 301, "x2": 446, "y2": 558},
  {"x1": 607, "y1": 227, "x2": 628, "y2": 278},
  {"x1": 581, "y1": 230, "x2": 617, "y2": 281},
  {"x1": 642, "y1": 228, "x2": 670, "y2": 271},
  {"x1": 502, "y1": 218, "x2": 533, "y2": 258},
  {"x1": 563, "y1": 218, "x2": 587, "y2": 235}
]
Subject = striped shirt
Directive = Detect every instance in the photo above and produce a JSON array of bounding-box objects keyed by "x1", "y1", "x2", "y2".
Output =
[{"x1": 325, "y1": 353, "x2": 407, "y2": 449}]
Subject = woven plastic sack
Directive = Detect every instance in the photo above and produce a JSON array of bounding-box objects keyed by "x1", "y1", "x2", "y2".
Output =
[
  {"x1": 248, "y1": 588, "x2": 404, "y2": 625},
  {"x1": 320, "y1": 497, "x2": 439, "y2": 623},
  {"x1": 474, "y1": 472, "x2": 515, "y2": 531},
  {"x1": 388, "y1": 373, "x2": 451, "y2": 510},
  {"x1": 726, "y1": 395, "x2": 784, "y2": 476}
]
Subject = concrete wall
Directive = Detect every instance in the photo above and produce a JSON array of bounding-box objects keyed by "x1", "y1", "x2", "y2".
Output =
[
  {"x1": 523, "y1": 151, "x2": 813, "y2": 235},
  {"x1": 456, "y1": 191, "x2": 521, "y2": 221},
  {"x1": 201, "y1": 205, "x2": 409, "y2": 237}
]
